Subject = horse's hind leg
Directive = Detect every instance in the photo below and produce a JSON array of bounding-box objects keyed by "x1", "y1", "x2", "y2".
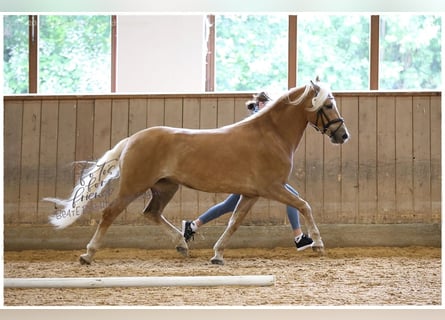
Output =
[
  {"x1": 80, "y1": 193, "x2": 138, "y2": 265},
  {"x1": 211, "y1": 195, "x2": 258, "y2": 265},
  {"x1": 142, "y1": 180, "x2": 189, "y2": 257}
]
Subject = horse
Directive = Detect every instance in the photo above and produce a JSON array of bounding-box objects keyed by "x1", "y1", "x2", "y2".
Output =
[{"x1": 44, "y1": 78, "x2": 349, "y2": 265}]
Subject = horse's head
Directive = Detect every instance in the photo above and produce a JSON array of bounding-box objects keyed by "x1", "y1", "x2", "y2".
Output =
[{"x1": 305, "y1": 78, "x2": 350, "y2": 144}]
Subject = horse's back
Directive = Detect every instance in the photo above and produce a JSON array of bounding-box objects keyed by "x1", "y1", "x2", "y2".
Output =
[{"x1": 119, "y1": 124, "x2": 257, "y2": 192}]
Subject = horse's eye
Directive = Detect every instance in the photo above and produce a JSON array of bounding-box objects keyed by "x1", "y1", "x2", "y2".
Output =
[{"x1": 325, "y1": 103, "x2": 333, "y2": 109}]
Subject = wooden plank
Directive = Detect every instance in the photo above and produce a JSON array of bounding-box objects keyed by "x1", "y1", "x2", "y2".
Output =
[
  {"x1": 3, "y1": 100, "x2": 23, "y2": 224},
  {"x1": 164, "y1": 98, "x2": 183, "y2": 127},
  {"x1": 74, "y1": 99, "x2": 95, "y2": 225},
  {"x1": 75, "y1": 99, "x2": 94, "y2": 161},
  {"x1": 429, "y1": 96, "x2": 441, "y2": 222},
  {"x1": 146, "y1": 98, "x2": 165, "y2": 127},
  {"x1": 56, "y1": 100, "x2": 77, "y2": 213},
  {"x1": 304, "y1": 122, "x2": 324, "y2": 222},
  {"x1": 199, "y1": 98, "x2": 217, "y2": 129},
  {"x1": 234, "y1": 96, "x2": 250, "y2": 122},
  {"x1": 376, "y1": 96, "x2": 396, "y2": 223},
  {"x1": 93, "y1": 99, "x2": 112, "y2": 158},
  {"x1": 19, "y1": 100, "x2": 41, "y2": 223},
  {"x1": 340, "y1": 96, "x2": 359, "y2": 223},
  {"x1": 163, "y1": 98, "x2": 183, "y2": 223},
  {"x1": 323, "y1": 97, "x2": 342, "y2": 224},
  {"x1": 217, "y1": 97, "x2": 235, "y2": 128},
  {"x1": 357, "y1": 96, "x2": 377, "y2": 223},
  {"x1": 129, "y1": 98, "x2": 147, "y2": 134},
  {"x1": 395, "y1": 96, "x2": 414, "y2": 220},
  {"x1": 181, "y1": 98, "x2": 201, "y2": 222},
  {"x1": 111, "y1": 99, "x2": 129, "y2": 145},
  {"x1": 412, "y1": 96, "x2": 431, "y2": 222},
  {"x1": 37, "y1": 100, "x2": 59, "y2": 224}
]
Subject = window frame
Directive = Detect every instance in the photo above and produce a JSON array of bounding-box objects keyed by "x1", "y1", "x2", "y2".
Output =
[
  {"x1": 208, "y1": 14, "x2": 381, "y2": 91},
  {"x1": 24, "y1": 14, "x2": 116, "y2": 94},
  {"x1": 7, "y1": 14, "x2": 440, "y2": 93}
]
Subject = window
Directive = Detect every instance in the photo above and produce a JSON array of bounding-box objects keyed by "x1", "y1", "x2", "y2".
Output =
[
  {"x1": 297, "y1": 15, "x2": 370, "y2": 90},
  {"x1": 39, "y1": 15, "x2": 112, "y2": 93},
  {"x1": 214, "y1": 14, "x2": 288, "y2": 92},
  {"x1": 3, "y1": 14, "x2": 442, "y2": 94},
  {"x1": 3, "y1": 15, "x2": 112, "y2": 94},
  {"x1": 3, "y1": 15, "x2": 29, "y2": 94},
  {"x1": 379, "y1": 14, "x2": 441, "y2": 90}
]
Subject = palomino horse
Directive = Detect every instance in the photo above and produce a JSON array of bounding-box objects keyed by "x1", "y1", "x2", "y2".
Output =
[{"x1": 45, "y1": 79, "x2": 349, "y2": 265}]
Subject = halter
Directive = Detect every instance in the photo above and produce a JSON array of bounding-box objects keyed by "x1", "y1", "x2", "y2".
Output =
[
  {"x1": 312, "y1": 106, "x2": 345, "y2": 137},
  {"x1": 309, "y1": 82, "x2": 345, "y2": 137},
  {"x1": 287, "y1": 82, "x2": 345, "y2": 138}
]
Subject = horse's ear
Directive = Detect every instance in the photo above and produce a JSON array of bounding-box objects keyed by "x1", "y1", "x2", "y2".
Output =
[
  {"x1": 315, "y1": 75, "x2": 321, "y2": 82},
  {"x1": 310, "y1": 80, "x2": 320, "y2": 92}
]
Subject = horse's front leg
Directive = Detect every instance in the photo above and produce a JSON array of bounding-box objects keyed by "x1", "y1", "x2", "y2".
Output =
[
  {"x1": 297, "y1": 199, "x2": 324, "y2": 254},
  {"x1": 270, "y1": 184, "x2": 324, "y2": 254},
  {"x1": 211, "y1": 195, "x2": 258, "y2": 265}
]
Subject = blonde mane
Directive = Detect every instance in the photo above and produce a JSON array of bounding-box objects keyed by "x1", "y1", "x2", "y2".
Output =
[
  {"x1": 286, "y1": 81, "x2": 333, "y2": 112},
  {"x1": 287, "y1": 84, "x2": 311, "y2": 106},
  {"x1": 307, "y1": 82, "x2": 332, "y2": 112}
]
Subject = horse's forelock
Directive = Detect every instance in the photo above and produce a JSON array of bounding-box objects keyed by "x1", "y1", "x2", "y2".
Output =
[{"x1": 307, "y1": 82, "x2": 332, "y2": 112}]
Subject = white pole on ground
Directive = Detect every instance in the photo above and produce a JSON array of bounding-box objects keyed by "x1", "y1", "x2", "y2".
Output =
[{"x1": 4, "y1": 275, "x2": 275, "y2": 288}]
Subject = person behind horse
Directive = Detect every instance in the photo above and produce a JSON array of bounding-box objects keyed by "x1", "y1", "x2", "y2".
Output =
[{"x1": 182, "y1": 92, "x2": 314, "y2": 251}]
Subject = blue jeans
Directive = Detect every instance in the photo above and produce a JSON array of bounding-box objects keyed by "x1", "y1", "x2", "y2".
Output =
[{"x1": 198, "y1": 185, "x2": 301, "y2": 230}]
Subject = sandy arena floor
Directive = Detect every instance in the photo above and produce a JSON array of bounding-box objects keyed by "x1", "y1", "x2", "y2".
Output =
[{"x1": 3, "y1": 246, "x2": 441, "y2": 306}]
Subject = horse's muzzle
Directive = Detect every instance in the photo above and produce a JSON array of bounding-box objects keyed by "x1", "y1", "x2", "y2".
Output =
[{"x1": 330, "y1": 126, "x2": 350, "y2": 144}]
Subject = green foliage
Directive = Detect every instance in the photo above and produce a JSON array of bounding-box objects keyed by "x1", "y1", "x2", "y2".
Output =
[
  {"x1": 3, "y1": 15, "x2": 442, "y2": 94},
  {"x1": 379, "y1": 15, "x2": 441, "y2": 90},
  {"x1": 3, "y1": 15, "x2": 111, "y2": 94},
  {"x1": 215, "y1": 15, "x2": 288, "y2": 92},
  {"x1": 39, "y1": 16, "x2": 111, "y2": 93},
  {"x1": 215, "y1": 14, "x2": 441, "y2": 91},
  {"x1": 297, "y1": 15, "x2": 370, "y2": 90},
  {"x1": 3, "y1": 15, "x2": 29, "y2": 94}
]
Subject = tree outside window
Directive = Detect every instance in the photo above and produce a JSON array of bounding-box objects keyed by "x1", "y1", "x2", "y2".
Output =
[
  {"x1": 297, "y1": 15, "x2": 370, "y2": 90},
  {"x1": 379, "y1": 15, "x2": 441, "y2": 90},
  {"x1": 3, "y1": 15, "x2": 112, "y2": 94},
  {"x1": 215, "y1": 14, "x2": 288, "y2": 92},
  {"x1": 39, "y1": 15, "x2": 111, "y2": 93},
  {"x1": 3, "y1": 15, "x2": 29, "y2": 94},
  {"x1": 3, "y1": 14, "x2": 441, "y2": 94}
]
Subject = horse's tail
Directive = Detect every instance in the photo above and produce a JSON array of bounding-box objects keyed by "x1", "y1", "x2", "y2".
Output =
[{"x1": 44, "y1": 137, "x2": 129, "y2": 229}]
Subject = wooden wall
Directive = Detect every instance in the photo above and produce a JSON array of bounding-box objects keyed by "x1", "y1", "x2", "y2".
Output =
[{"x1": 3, "y1": 92, "x2": 441, "y2": 230}]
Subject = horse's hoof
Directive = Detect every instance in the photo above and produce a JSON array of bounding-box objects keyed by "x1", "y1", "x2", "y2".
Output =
[
  {"x1": 312, "y1": 246, "x2": 325, "y2": 256},
  {"x1": 176, "y1": 246, "x2": 189, "y2": 257},
  {"x1": 79, "y1": 255, "x2": 92, "y2": 265},
  {"x1": 210, "y1": 258, "x2": 224, "y2": 265}
]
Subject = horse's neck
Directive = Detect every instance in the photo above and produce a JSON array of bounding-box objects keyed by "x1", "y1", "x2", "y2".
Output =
[
  {"x1": 274, "y1": 106, "x2": 308, "y2": 154},
  {"x1": 266, "y1": 88, "x2": 312, "y2": 154}
]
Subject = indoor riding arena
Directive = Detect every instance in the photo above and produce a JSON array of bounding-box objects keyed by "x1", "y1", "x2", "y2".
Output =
[{"x1": 2, "y1": 14, "x2": 442, "y2": 307}]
